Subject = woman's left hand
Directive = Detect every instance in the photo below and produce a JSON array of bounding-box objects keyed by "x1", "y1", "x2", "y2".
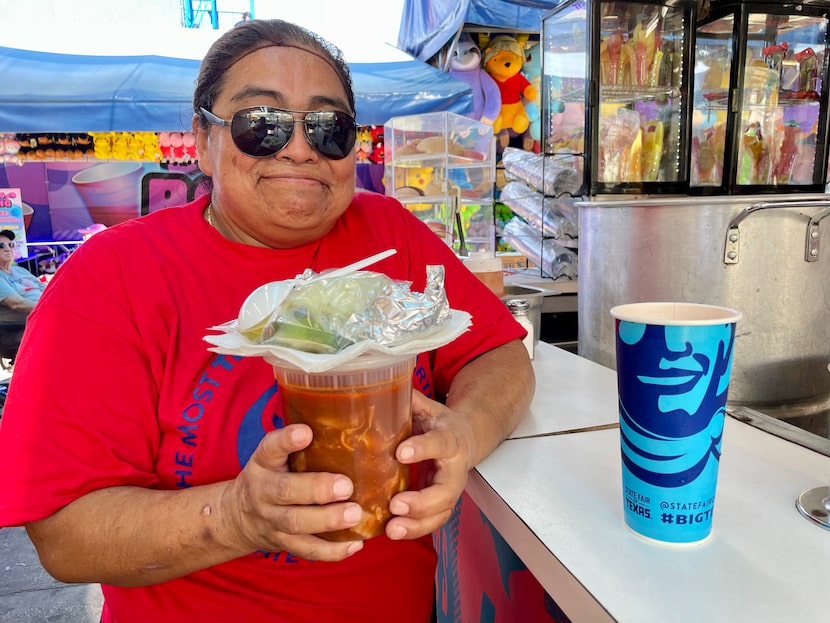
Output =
[
  {"x1": 385, "y1": 339, "x2": 534, "y2": 541},
  {"x1": 385, "y1": 390, "x2": 477, "y2": 540}
]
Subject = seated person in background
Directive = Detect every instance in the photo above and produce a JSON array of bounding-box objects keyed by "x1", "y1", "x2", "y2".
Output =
[{"x1": 0, "y1": 229, "x2": 45, "y2": 361}]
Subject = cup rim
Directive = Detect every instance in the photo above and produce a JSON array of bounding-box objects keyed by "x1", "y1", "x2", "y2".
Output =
[
  {"x1": 271, "y1": 352, "x2": 416, "y2": 375},
  {"x1": 611, "y1": 302, "x2": 742, "y2": 326}
]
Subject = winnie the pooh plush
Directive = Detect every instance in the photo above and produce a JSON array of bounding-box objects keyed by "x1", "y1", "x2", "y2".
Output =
[
  {"x1": 483, "y1": 35, "x2": 538, "y2": 146},
  {"x1": 449, "y1": 35, "x2": 501, "y2": 126}
]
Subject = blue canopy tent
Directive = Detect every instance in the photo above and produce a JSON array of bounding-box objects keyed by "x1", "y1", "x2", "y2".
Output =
[
  {"x1": 0, "y1": 43, "x2": 473, "y2": 132},
  {"x1": 398, "y1": 0, "x2": 562, "y2": 63},
  {"x1": 0, "y1": 30, "x2": 475, "y2": 241}
]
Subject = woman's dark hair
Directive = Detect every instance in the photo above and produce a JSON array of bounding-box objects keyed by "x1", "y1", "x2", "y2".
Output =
[{"x1": 193, "y1": 19, "x2": 355, "y2": 126}]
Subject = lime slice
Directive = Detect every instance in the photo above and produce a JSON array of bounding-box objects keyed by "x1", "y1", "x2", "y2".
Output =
[{"x1": 261, "y1": 322, "x2": 352, "y2": 354}]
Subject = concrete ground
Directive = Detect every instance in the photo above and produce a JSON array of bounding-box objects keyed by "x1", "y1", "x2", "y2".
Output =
[
  {"x1": 1, "y1": 365, "x2": 104, "y2": 621},
  {"x1": 0, "y1": 526, "x2": 103, "y2": 622}
]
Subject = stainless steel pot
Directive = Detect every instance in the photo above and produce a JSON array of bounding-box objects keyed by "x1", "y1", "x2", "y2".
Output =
[{"x1": 577, "y1": 194, "x2": 830, "y2": 415}]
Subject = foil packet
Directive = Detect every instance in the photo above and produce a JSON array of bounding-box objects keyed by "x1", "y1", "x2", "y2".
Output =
[{"x1": 204, "y1": 249, "x2": 472, "y2": 372}]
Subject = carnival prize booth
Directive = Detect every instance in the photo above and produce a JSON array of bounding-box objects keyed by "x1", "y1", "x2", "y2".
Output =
[{"x1": 0, "y1": 26, "x2": 474, "y2": 268}]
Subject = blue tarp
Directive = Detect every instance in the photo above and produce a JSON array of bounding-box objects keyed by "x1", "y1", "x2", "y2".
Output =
[
  {"x1": 398, "y1": 0, "x2": 563, "y2": 62},
  {"x1": 0, "y1": 44, "x2": 473, "y2": 132}
]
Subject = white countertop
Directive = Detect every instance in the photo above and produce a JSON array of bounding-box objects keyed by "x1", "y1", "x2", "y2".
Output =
[
  {"x1": 468, "y1": 343, "x2": 830, "y2": 622},
  {"x1": 508, "y1": 342, "x2": 618, "y2": 439},
  {"x1": 505, "y1": 272, "x2": 578, "y2": 296}
]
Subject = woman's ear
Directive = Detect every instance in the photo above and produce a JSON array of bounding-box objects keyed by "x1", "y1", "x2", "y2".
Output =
[{"x1": 192, "y1": 115, "x2": 213, "y2": 176}]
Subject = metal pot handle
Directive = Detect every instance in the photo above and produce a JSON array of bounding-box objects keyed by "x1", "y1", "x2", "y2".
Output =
[{"x1": 724, "y1": 199, "x2": 830, "y2": 264}]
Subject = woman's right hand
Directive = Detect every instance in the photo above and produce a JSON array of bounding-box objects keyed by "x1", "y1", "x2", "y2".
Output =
[
  {"x1": 25, "y1": 423, "x2": 364, "y2": 587},
  {"x1": 220, "y1": 423, "x2": 365, "y2": 561}
]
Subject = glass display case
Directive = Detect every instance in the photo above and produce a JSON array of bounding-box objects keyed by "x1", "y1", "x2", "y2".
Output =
[
  {"x1": 691, "y1": 0, "x2": 830, "y2": 194},
  {"x1": 383, "y1": 112, "x2": 496, "y2": 253},
  {"x1": 541, "y1": 0, "x2": 698, "y2": 195}
]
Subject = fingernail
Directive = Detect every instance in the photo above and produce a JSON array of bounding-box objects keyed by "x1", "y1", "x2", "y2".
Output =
[
  {"x1": 346, "y1": 541, "x2": 364, "y2": 556},
  {"x1": 388, "y1": 524, "x2": 406, "y2": 540},
  {"x1": 390, "y1": 500, "x2": 409, "y2": 515},
  {"x1": 399, "y1": 445, "x2": 415, "y2": 461},
  {"x1": 289, "y1": 427, "x2": 307, "y2": 443},
  {"x1": 333, "y1": 478, "x2": 352, "y2": 498},
  {"x1": 344, "y1": 504, "x2": 362, "y2": 524}
]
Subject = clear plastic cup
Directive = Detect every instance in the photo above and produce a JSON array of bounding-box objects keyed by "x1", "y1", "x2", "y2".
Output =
[
  {"x1": 463, "y1": 250, "x2": 504, "y2": 297},
  {"x1": 273, "y1": 353, "x2": 415, "y2": 541}
]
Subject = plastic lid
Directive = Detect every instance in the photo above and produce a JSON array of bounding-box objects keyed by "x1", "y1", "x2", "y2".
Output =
[
  {"x1": 273, "y1": 352, "x2": 416, "y2": 388},
  {"x1": 463, "y1": 250, "x2": 501, "y2": 272}
]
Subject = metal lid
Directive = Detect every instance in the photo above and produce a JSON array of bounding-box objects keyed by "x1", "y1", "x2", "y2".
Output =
[{"x1": 506, "y1": 299, "x2": 531, "y2": 314}]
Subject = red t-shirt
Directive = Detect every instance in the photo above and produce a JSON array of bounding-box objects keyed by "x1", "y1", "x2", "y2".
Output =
[{"x1": 0, "y1": 192, "x2": 524, "y2": 623}]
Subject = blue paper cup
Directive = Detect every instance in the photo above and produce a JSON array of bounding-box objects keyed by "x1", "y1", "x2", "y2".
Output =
[{"x1": 610, "y1": 302, "x2": 742, "y2": 545}]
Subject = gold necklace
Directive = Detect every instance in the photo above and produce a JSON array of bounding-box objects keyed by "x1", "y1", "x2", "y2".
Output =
[{"x1": 206, "y1": 203, "x2": 215, "y2": 228}]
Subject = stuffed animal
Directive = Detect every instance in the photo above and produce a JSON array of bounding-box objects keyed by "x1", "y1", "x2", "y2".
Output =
[
  {"x1": 92, "y1": 132, "x2": 113, "y2": 160},
  {"x1": 158, "y1": 132, "x2": 172, "y2": 162},
  {"x1": 483, "y1": 35, "x2": 538, "y2": 146},
  {"x1": 111, "y1": 133, "x2": 129, "y2": 160},
  {"x1": 128, "y1": 133, "x2": 144, "y2": 160},
  {"x1": 2, "y1": 138, "x2": 21, "y2": 165},
  {"x1": 521, "y1": 42, "x2": 543, "y2": 152},
  {"x1": 448, "y1": 35, "x2": 501, "y2": 126},
  {"x1": 182, "y1": 132, "x2": 198, "y2": 162},
  {"x1": 143, "y1": 133, "x2": 162, "y2": 162},
  {"x1": 169, "y1": 132, "x2": 185, "y2": 163},
  {"x1": 368, "y1": 126, "x2": 385, "y2": 164},
  {"x1": 355, "y1": 128, "x2": 373, "y2": 162}
]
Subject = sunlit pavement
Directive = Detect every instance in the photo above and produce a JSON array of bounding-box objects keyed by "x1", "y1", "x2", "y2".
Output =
[
  {"x1": 0, "y1": 526, "x2": 103, "y2": 622},
  {"x1": 0, "y1": 362, "x2": 103, "y2": 621}
]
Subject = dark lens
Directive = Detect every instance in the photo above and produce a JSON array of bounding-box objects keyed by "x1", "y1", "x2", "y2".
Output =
[
  {"x1": 230, "y1": 108, "x2": 294, "y2": 157},
  {"x1": 304, "y1": 111, "x2": 357, "y2": 159}
]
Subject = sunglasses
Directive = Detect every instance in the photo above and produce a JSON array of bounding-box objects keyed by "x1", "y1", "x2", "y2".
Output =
[
  {"x1": 200, "y1": 106, "x2": 359, "y2": 160},
  {"x1": 0, "y1": 241, "x2": 15, "y2": 249}
]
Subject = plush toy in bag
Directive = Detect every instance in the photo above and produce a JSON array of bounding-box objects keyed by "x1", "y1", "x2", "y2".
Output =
[
  {"x1": 355, "y1": 128, "x2": 373, "y2": 163},
  {"x1": 483, "y1": 35, "x2": 538, "y2": 147},
  {"x1": 521, "y1": 42, "x2": 543, "y2": 153},
  {"x1": 368, "y1": 126, "x2": 385, "y2": 164},
  {"x1": 448, "y1": 35, "x2": 501, "y2": 127}
]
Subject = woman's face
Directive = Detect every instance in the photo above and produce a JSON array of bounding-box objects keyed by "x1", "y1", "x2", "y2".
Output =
[{"x1": 195, "y1": 45, "x2": 356, "y2": 249}]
